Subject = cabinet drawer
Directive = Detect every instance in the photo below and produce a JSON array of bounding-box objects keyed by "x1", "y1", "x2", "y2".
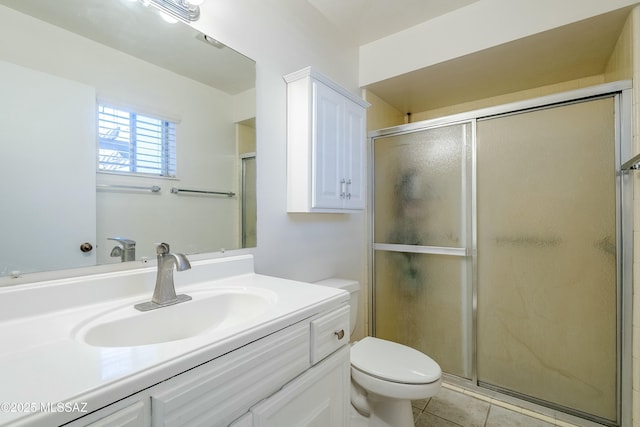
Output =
[
  {"x1": 310, "y1": 305, "x2": 350, "y2": 364},
  {"x1": 151, "y1": 322, "x2": 310, "y2": 427}
]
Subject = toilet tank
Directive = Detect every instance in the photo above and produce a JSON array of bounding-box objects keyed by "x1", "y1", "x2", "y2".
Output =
[{"x1": 314, "y1": 278, "x2": 359, "y2": 334}]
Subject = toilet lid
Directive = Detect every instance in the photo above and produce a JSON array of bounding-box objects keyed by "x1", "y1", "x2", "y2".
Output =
[{"x1": 351, "y1": 337, "x2": 441, "y2": 384}]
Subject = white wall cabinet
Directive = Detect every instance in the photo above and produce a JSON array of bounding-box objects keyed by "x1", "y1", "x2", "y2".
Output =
[
  {"x1": 284, "y1": 67, "x2": 369, "y2": 213},
  {"x1": 66, "y1": 305, "x2": 350, "y2": 427}
]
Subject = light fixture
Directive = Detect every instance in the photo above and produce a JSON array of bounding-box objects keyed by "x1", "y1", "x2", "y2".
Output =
[{"x1": 145, "y1": 0, "x2": 202, "y2": 23}]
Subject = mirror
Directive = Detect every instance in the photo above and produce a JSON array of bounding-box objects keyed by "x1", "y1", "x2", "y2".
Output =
[{"x1": 0, "y1": 0, "x2": 256, "y2": 281}]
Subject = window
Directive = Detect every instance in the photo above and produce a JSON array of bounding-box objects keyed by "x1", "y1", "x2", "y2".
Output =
[{"x1": 98, "y1": 104, "x2": 176, "y2": 177}]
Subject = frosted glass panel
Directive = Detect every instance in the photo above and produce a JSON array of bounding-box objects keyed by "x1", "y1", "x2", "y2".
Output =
[
  {"x1": 374, "y1": 251, "x2": 471, "y2": 378},
  {"x1": 374, "y1": 124, "x2": 470, "y2": 247},
  {"x1": 476, "y1": 98, "x2": 617, "y2": 421},
  {"x1": 241, "y1": 156, "x2": 256, "y2": 248},
  {"x1": 372, "y1": 121, "x2": 473, "y2": 379}
]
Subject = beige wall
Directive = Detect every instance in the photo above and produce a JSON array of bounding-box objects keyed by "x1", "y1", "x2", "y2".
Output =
[
  {"x1": 406, "y1": 76, "x2": 604, "y2": 122},
  {"x1": 364, "y1": 90, "x2": 405, "y2": 130},
  {"x1": 603, "y1": 7, "x2": 640, "y2": 427}
]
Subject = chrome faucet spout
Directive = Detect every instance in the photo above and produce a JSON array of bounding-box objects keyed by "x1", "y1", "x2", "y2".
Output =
[
  {"x1": 134, "y1": 243, "x2": 192, "y2": 311},
  {"x1": 108, "y1": 237, "x2": 136, "y2": 262},
  {"x1": 170, "y1": 252, "x2": 191, "y2": 272}
]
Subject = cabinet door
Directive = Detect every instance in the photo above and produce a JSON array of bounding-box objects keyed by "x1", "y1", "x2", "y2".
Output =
[
  {"x1": 342, "y1": 98, "x2": 366, "y2": 210},
  {"x1": 66, "y1": 400, "x2": 149, "y2": 427},
  {"x1": 251, "y1": 346, "x2": 350, "y2": 427},
  {"x1": 151, "y1": 323, "x2": 309, "y2": 427},
  {"x1": 312, "y1": 80, "x2": 344, "y2": 209}
]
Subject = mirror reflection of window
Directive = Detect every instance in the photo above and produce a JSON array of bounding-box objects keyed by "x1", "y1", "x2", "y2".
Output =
[{"x1": 98, "y1": 104, "x2": 177, "y2": 177}]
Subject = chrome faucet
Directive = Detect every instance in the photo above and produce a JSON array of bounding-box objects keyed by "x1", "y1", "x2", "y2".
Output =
[
  {"x1": 134, "y1": 243, "x2": 192, "y2": 312},
  {"x1": 108, "y1": 237, "x2": 136, "y2": 262}
]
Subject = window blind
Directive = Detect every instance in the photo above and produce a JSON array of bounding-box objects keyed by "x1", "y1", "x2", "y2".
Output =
[{"x1": 98, "y1": 104, "x2": 176, "y2": 177}]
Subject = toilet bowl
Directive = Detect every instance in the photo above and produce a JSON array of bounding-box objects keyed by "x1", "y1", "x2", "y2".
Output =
[{"x1": 315, "y1": 278, "x2": 442, "y2": 427}]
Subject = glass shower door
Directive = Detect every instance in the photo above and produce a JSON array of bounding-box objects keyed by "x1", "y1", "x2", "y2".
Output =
[
  {"x1": 476, "y1": 97, "x2": 618, "y2": 422},
  {"x1": 372, "y1": 122, "x2": 473, "y2": 378}
]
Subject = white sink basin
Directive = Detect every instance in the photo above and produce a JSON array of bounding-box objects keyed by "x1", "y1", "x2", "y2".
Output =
[{"x1": 75, "y1": 288, "x2": 277, "y2": 347}]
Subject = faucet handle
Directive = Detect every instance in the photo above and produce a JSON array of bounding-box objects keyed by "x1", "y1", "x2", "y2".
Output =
[{"x1": 156, "y1": 242, "x2": 170, "y2": 255}]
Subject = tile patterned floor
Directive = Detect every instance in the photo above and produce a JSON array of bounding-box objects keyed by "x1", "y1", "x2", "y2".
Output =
[{"x1": 412, "y1": 386, "x2": 582, "y2": 427}]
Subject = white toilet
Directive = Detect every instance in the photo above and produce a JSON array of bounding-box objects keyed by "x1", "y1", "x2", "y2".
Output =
[{"x1": 315, "y1": 278, "x2": 442, "y2": 427}]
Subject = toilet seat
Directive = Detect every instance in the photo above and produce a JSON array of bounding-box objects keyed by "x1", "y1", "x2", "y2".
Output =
[
  {"x1": 351, "y1": 337, "x2": 441, "y2": 384},
  {"x1": 351, "y1": 366, "x2": 442, "y2": 400}
]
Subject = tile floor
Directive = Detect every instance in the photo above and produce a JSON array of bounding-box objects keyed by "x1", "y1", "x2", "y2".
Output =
[{"x1": 412, "y1": 385, "x2": 583, "y2": 427}]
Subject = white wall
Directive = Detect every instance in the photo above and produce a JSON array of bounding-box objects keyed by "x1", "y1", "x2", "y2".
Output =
[
  {"x1": 190, "y1": 0, "x2": 367, "y2": 338},
  {"x1": 192, "y1": 0, "x2": 364, "y2": 275}
]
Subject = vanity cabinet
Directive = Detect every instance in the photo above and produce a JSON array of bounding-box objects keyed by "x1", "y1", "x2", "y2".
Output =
[
  {"x1": 65, "y1": 305, "x2": 350, "y2": 427},
  {"x1": 284, "y1": 67, "x2": 369, "y2": 213}
]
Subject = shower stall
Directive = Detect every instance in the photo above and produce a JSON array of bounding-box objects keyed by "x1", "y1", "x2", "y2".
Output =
[{"x1": 369, "y1": 82, "x2": 633, "y2": 426}]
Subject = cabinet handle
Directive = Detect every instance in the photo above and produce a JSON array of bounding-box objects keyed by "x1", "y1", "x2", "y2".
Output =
[
  {"x1": 340, "y1": 178, "x2": 347, "y2": 199},
  {"x1": 346, "y1": 179, "x2": 352, "y2": 200},
  {"x1": 334, "y1": 329, "x2": 345, "y2": 340}
]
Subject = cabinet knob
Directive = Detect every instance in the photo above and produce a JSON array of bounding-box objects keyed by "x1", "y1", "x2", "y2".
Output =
[{"x1": 334, "y1": 329, "x2": 345, "y2": 340}]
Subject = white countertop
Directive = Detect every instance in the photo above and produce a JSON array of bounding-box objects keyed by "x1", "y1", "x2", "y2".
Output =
[{"x1": 0, "y1": 255, "x2": 348, "y2": 427}]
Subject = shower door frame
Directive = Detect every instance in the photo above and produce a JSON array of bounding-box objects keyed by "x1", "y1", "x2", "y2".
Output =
[{"x1": 368, "y1": 80, "x2": 633, "y2": 427}]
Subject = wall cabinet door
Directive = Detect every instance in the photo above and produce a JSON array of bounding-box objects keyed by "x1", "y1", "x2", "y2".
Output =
[
  {"x1": 313, "y1": 80, "x2": 345, "y2": 209},
  {"x1": 312, "y1": 80, "x2": 366, "y2": 210},
  {"x1": 285, "y1": 67, "x2": 368, "y2": 213},
  {"x1": 250, "y1": 346, "x2": 350, "y2": 427},
  {"x1": 341, "y1": 96, "x2": 366, "y2": 210}
]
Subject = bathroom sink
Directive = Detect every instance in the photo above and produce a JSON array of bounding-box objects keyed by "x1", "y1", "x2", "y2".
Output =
[{"x1": 75, "y1": 288, "x2": 277, "y2": 347}]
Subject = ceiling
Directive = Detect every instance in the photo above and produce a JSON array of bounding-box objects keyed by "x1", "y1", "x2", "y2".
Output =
[
  {"x1": 0, "y1": 0, "x2": 255, "y2": 94},
  {"x1": 307, "y1": 0, "x2": 480, "y2": 44},
  {"x1": 5, "y1": 0, "x2": 632, "y2": 113}
]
